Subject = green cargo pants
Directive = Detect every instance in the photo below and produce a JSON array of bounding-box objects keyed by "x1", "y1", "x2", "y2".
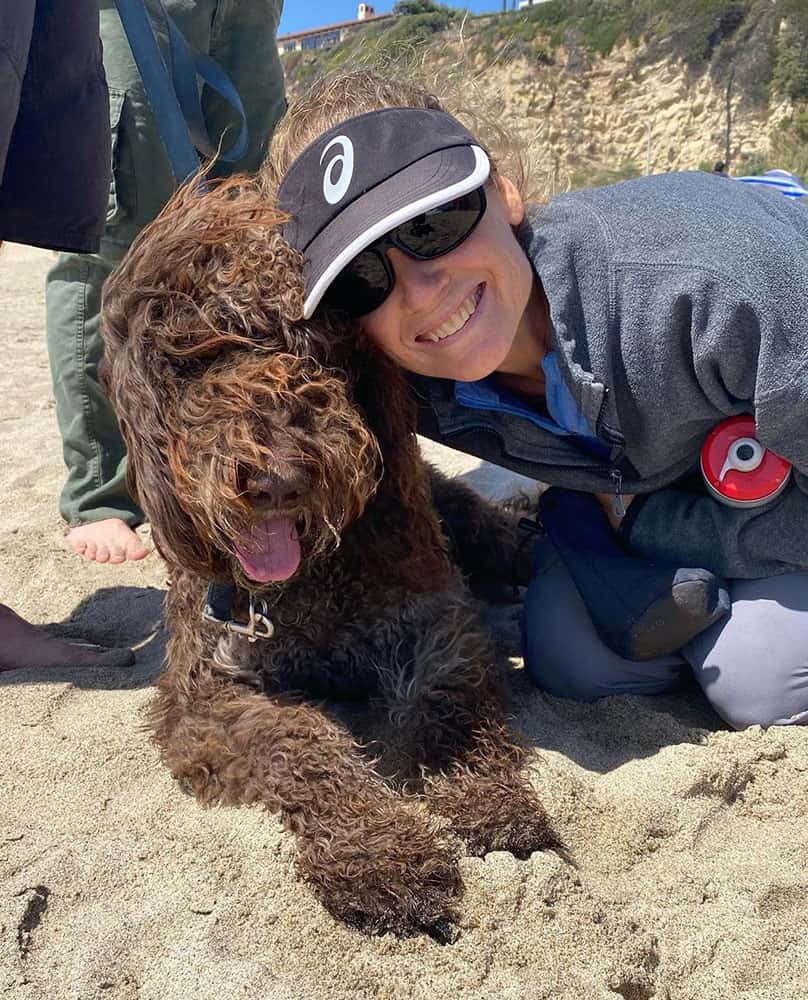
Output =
[{"x1": 46, "y1": 0, "x2": 286, "y2": 527}]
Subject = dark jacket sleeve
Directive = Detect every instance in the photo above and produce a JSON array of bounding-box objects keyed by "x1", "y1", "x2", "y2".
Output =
[
  {"x1": 621, "y1": 481, "x2": 808, "y2": 578},
  {"x1": 621, "y1": 266, "x2": 808, "y2": 578},
  {"x1": 0, "y1": 0, "x2": 110, "y2": 253}
]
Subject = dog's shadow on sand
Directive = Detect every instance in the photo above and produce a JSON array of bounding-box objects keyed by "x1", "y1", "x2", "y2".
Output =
[
  {"x1": 2, "y1": 585, "x2": 167, "y2": 690},
  {"x1": 5, "y1": 580, "x2": 728, "y2": 772}
]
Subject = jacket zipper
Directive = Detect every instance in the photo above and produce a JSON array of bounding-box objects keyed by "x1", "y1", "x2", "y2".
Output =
[
  {"x1": 596, "y1": 386, "x2": 629, "y2": 517},
  {"x1": 610, "y1": 468, "x2": 625, "y2": 519},
  {"x1": 445, "y1": 420, "x2": 631, "y2": 517}
]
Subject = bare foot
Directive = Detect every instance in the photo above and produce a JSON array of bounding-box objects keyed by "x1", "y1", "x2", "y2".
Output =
[
  {"x1": 66, "y1": 518, "x2": 151, "y2": 564},
  {"x1": 0, "y1": 605, "x2": 134, "y2": 671}
]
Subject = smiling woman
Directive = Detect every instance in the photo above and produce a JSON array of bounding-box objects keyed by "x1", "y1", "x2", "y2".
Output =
[
  {"x1": 356, "y1": 176, "x2": 541, "y2": 385},
  {"x1": 275, "y1": 104, "x2": 542, "y2": 384},
  {"x1": 267, "y1": 67, "x2": 808, "y2": 732}
]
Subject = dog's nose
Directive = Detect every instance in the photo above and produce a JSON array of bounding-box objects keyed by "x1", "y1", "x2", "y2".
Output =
[{"x1": 242, "y1": 468, "x2": 306, "y2": 505}]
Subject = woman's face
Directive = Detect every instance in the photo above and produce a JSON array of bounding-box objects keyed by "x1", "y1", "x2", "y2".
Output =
[{"x1": 358, "y1": 176, "x2": 535, "y2": 382}]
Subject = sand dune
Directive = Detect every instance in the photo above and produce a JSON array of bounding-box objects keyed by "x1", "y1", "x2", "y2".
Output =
[{"x1": 2, "y1": 243, "x2": 807, "y2": 1000}]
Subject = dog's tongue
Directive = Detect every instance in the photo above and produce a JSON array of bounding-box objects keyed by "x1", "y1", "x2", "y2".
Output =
[{"x1": 233, "y1": 517, "x2": 301, "y2": 582}]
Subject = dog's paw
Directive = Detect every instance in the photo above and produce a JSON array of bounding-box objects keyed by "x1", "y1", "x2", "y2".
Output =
[
  {"x1": 460, "y1": 802, "x2": 558, "y2": 860},
  {"x1": 431, "y1": 777, "x2": 559, "y2": 861},
  {"x1": 341, "y1": 872, "x2": 463, "y2": 944},
  {"x1": 297, "y1": 803, "x2": 463, "y2": 940}
]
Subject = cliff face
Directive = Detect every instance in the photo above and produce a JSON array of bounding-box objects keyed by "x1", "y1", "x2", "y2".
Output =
[
  {"x1": 281, "y1": 3, "x2": 806, "y2": 193},
  {"x1": 463, "y1": 41, "x2": 793, "y2": 194}
]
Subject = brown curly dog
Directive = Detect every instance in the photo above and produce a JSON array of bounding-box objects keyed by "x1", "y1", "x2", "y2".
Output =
[{"x1": 100, "y1": 175, "x2": 556, "y2": 941}]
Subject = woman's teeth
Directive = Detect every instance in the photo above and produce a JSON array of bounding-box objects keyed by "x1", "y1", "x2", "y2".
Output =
[{"x1": 419, "y1": 288, "x2": 480, "y2": 343}]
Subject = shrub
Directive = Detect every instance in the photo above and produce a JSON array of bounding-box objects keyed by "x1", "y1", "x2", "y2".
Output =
[{"x1": 569, "y1": 159, "x2": 642, "y2": 190}]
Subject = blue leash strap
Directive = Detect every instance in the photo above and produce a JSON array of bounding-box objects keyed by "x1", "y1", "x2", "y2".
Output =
[
  {"x1": 113, "y1": 0, "x2": 248, "y2": 185},
  {"x1": 113, "y1": 0, "x2": 199, "y2": 183},
  {"x1": 157, "y1": 1, "x2": 248, "y2": 163}
]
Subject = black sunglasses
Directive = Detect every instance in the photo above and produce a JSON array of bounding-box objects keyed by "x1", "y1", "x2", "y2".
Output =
[{"x1": 320, "y1": 186, "x2": 487, "y2": 319}]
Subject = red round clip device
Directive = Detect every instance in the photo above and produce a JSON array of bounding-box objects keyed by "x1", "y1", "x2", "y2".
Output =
[{"x1": 700, "y1": 415, "x2": 791, "y2": 507}]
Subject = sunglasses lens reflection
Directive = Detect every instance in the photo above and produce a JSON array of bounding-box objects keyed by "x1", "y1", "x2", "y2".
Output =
[{"x1": 325, "y1": 249, "x2": 390, "y2": 317}]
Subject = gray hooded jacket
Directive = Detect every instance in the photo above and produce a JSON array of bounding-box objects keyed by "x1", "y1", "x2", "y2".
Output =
[{"x1": 412, "y1": 170, "x2": 808, "y2": 579}]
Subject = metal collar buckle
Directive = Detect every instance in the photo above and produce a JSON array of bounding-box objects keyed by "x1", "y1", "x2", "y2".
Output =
[{"x1": 202, "y1": 582, "x2": 274, "y2": 643}]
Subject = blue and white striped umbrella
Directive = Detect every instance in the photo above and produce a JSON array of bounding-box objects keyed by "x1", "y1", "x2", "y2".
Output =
[{"x1": 735, "y1": 169, "x2": 807, "y2": 199}]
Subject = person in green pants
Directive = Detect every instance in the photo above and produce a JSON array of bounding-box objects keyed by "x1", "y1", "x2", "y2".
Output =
[
  {"x1": 2, "y1": 0, "x2": 136, "y2": 670},
  {"x1": 46, "y1": 0, "x2": 286, "y2": 564}
]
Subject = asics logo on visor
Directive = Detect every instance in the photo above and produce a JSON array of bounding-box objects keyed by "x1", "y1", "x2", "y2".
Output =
[{"x1": 320, "y1": 136, "x2": 354, "y2": 205}]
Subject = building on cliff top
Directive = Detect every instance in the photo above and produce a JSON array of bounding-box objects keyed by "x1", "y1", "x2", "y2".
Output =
[{"x1": 276, "y1": 4, "x2": 396, "y2": 55}]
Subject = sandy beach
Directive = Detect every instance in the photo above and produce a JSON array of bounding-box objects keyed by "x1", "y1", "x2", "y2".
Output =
[{"x1": 2, "y1": 241, "x2": 807, "y2": 1000}]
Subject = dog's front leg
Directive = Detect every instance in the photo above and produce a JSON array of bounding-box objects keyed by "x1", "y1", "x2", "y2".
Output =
[
  {"x1": 384, "y1": 595, "x2": 558, "y2": 860},
  {"x1": 148, "y1": 668, "x2": 462, "y2": 940}
]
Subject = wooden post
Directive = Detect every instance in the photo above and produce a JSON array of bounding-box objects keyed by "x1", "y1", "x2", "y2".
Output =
[{"x1": 724, "y1": 68, "x2": 735, "y2": 170}]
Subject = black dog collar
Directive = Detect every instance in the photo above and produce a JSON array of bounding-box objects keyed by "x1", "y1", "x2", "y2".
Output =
[
  {"x1": 202, "y1": 580, "x2": 274, "y2": 643},
  {"x1": 203, "y1": 580, "x2": 237, "y2": 623}
]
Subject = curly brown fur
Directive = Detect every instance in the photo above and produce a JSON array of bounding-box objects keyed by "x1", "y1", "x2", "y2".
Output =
[
  {"x1": 101, "y1": 174, "x2": 556, "y2": 940},
  {"x1": 428, "y1": 470, "x2": 540, "y2": 591}
]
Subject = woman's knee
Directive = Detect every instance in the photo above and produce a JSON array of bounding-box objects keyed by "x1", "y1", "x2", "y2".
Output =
[
  {"x1": 685, "y1": 573, "x2": 808, "y2": 730},
  {"x1": 697, "y1": 672, "x2": 808, "y2": 730},
  {"x1": 522, "y1": 542, "x2": 604, "y2": 700},
  {"x1": 693, "y1": 658, "x2": 808, "y2": 729},
  {"x1": 522, "y1": 538, "x2": 687, "y2": 702}
]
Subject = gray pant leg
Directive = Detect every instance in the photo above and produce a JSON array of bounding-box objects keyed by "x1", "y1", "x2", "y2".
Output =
[
  {"x1": 44, "y1": 2, "x2": 180, "y2": 526},
  {"x1": 522, "y1": 536, "x2": 691, "y2": 701},
  {"x1": 682, "y1": 573, "x2": 808, "y2": 729},
  {"x1": 46, "y1": 250, "x2": 140, "y2": 527}
]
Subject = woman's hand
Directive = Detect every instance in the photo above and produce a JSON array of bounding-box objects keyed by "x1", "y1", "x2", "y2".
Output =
[{"x1": 594, "y1": 492, "x2": 635, "y2": 531}]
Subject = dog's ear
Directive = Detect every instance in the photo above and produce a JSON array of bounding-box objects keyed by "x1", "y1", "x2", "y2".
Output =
[
  {"x1": 99, "y1": 173, "x2": 309, "y2": 579},
  {"x1": 101, "y1": 255, "x2": 230, "y2": 579},
  {"x1": 103, "y1": 173, "x2": 305, "y2": 368},
  {"x1": 352, "y1": 347, "x2": 454, "y2": 591},
  {"x1": 111, "y1": 360, "x2": 230, "y2": 578}
]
